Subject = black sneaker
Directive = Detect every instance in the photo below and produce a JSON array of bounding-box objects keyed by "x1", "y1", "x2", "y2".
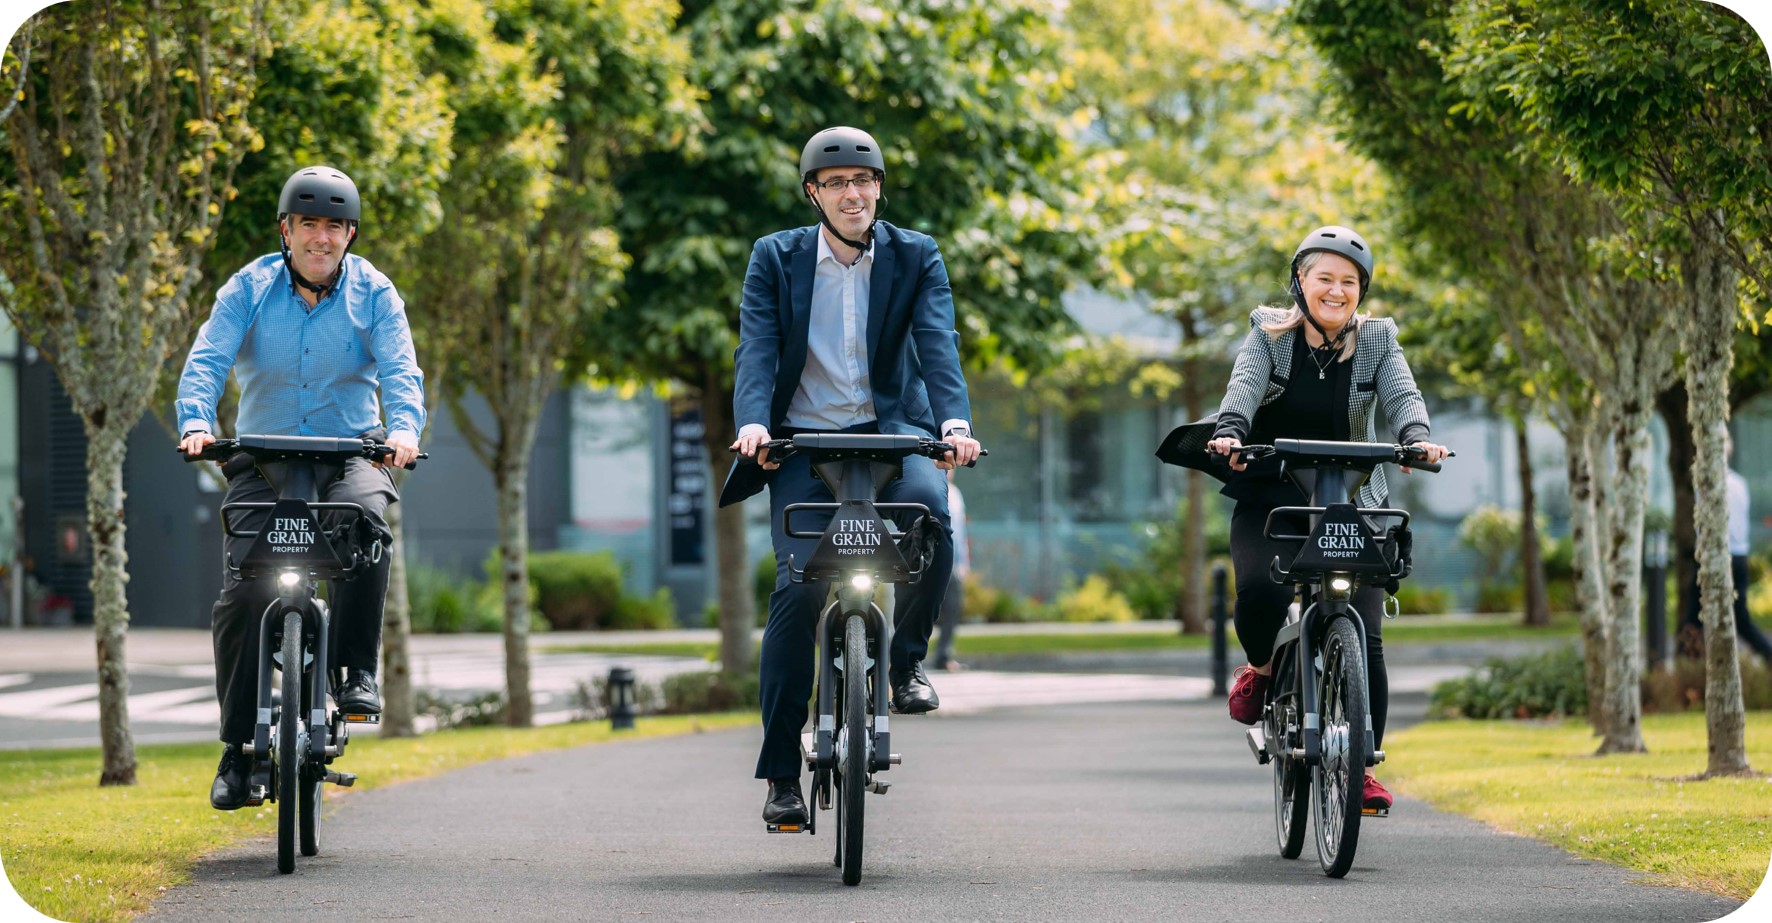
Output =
[
  {"x1": 763, "y1": 777, "x2": 808, "y2": 826},
  {"x1": 209, "y1": 743, "x2": 248, "y2": 811},
  {"x1": 336, "y1": 668, "x2": 381, "y2": 716}
]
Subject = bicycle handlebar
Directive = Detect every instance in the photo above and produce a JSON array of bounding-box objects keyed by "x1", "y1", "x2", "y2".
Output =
[
  {"x1": 179, "y1": 435, "x2": 428, "y2": 471},
  {"x1": 1207, "y1": 440, "x2": 1452, "y2": 474},
  {"x1": 731, "y1": 436, "x2": 988, "y2": 468}
]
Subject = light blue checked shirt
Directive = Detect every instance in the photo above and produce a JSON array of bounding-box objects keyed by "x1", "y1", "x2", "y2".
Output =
[{"x1": 175, "y1": 253, "x2": 426, "y2": 442}]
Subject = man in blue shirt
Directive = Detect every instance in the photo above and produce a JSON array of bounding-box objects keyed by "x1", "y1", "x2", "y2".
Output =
[
  {"x1": 724, "y1": 127, "x2": 982, "y2": 827},
  {"x1": 176, "y1": 166, "x2": 425, "y2": 810}
]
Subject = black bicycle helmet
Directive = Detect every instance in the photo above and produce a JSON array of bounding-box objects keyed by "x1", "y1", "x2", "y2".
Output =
[
  {"x1": 277, "y1": 166, "x2": 361, "y2": 298},
  {"x1": 277, "y1": 166, "x2": 361, "y2": 223},
  {"x1": 799, "y1": 126, "x2": 886, "y2": 182}
]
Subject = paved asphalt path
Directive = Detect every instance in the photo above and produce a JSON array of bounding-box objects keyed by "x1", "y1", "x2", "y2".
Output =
[{"x1": 147, "y1": 699, "x2": 1739, "y2": 923}]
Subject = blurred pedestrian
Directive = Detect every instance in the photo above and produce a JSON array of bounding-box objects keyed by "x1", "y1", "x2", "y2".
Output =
[{"x1": 932, "y1": 469, "x2": 970, "y2": 671}]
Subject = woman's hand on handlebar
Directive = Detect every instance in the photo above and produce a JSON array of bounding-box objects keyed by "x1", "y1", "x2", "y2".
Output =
[
  {"x1": 179, "y1": 430, "x2": 216, "y2": 458},
  {"x1": 1401, "y1": 440, "x2": 1450, "y2": 474},
  {"x1": 731, "y1": 428, "x2": 780, "y2": 470},
  {"x1": 936, "y1": 432, "x2": 982, "y2": 470},
  {"x1": 376, "y1": 432, "x2": 422, "y2": 470},
  {"x1": 1207, "y1": 436, "x2": 1248, "y2": 472}
]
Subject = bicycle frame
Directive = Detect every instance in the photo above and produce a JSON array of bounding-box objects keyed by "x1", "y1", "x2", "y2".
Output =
[
  {"x1": 783, "y1": 448, "x2": 931, "y2": 776},
  {"x1": 1262, "y1": 460, "x2": 1408, "y2": 769}
]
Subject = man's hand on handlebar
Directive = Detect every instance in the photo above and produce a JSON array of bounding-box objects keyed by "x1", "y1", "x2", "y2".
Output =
[
  {"x1": 731, "y1": 429, "x2": 780, "y2": 470},
  {"x1": 376, "y1": 432, "x2": 421, "y2": 470},
  {"x1": 1400, "y1": 440, "x2": 1451, "y2": 474},
  {"x1": 1208, "y1": 436, "x2": 1248, "y2": 472},
  {"x1": 179, "y1": 430, "x2": 217, "y2": 459},
  {"x1": 937, "y1": 432, "x2": 982, "y2": 470}
]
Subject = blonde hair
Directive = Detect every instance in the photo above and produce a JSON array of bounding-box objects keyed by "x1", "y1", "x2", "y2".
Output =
[{"x1": 1259, "y1": 251, "x2": 1365, "y2": 361}]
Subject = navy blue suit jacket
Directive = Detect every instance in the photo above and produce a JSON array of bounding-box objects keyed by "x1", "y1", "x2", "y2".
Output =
[{"x1": 719, "y1": 220, "x2": 971, "y2": 507}]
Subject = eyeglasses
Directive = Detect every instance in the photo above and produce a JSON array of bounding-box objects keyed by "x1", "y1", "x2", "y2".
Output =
[{"x1": 811, "y1": 175, "x2": 881, "y2": 192}]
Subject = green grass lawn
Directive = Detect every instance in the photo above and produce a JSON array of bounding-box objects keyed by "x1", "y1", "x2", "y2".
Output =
[
  {"x1": 0, "y1": 714, "x2": 751, "y2": 923},
  {"x1": 1385, "y1": 712, "x2": 1772, "y2": 900},
  {"x1": 540, "y1": 613, "x2": 1580, "y2": 661}
]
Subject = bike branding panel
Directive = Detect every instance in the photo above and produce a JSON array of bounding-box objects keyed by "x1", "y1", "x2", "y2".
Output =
[
  {"x1": 241, "y1": 499, "x2": 342, "y2": 569},
  {"x1": 805, "y1": 499, "x2": 908, "y2": 576},
  {"x1": 1291, "y1": 503, "x2": 1390, "y2": 575}
]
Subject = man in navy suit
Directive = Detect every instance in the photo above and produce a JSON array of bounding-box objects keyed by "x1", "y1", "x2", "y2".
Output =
[{"x1": 725, "y1": 126, "x2": 983, "y2": 826}]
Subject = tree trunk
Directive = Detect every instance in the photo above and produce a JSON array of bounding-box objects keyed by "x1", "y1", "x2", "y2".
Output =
[
  {"x1": 1658, "y1": 380, "x2": 1703, "y2": 659},
  {"x1": 1683, "y1": 226, "x2": 1751, "y2": 777},
  {"x1": 1516, "y1": 418, "x2": 1550, "y2": 628},
  {"x1": 1597, "y1": 411, "x2": 1650, "y2": 754},
  {"x1": 85, "y1": 417, "x2": 136, "y2": 786},
  {"x1": 497, "y1": 448, "x2": 535, "y2": 728},
  {"x1": 1177, "y1": 343, "x2": 1206, "y2": 634},
  {"x1": 1566, "y1": 414, "x2": 1608, "y2": 733},
  {"x1": 699, "y1": 383, "x2": 754, "y2": 674},
  {"x1": 379, "y1": 497, "x2": 417, "y2": 737}
]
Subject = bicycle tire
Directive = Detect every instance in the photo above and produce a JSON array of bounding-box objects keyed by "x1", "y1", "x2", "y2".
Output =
[
  {"x1": 1313, "y1": 615, "x2": 1368, "y2": 878},
  {"x1": 299, "y1": 666, "x2": 322, "y2": 856},
  {"x1": 838, "y1": 613, "x2": 867, "y2": 886},
  {"x1": 277, "y1": 610, "x2": 302, "y2": 874},
  {"x1": 1271, "y1": 687, "x2": 1309, "y2": 859}
]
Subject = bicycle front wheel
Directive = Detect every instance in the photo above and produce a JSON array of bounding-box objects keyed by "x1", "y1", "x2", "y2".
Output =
[
  {"x1": 1313, "y1": 615, "x2": 1369, "y2": 878},
  {"x1": 838, "y1": 613, "x2": 868, "y2": 886},
  {"x1": 277, "y1": 610, "x2": 302, "y2": 874}
]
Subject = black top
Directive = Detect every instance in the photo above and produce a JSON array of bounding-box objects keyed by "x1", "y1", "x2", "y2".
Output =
[{"x1": 1225, "y1": 335, "x2": 1352, "y2": 506}]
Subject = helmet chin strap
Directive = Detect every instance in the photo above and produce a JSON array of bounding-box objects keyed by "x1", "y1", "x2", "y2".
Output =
[
  {"x1": 280, "y1": 221, "x2": 357, "y2": 298},
  {"x1": 1291, "y1": 268, "x2": 1354, "y2": 352},
  {"x1": 808, "y1": 189, "x2": 879, "y2": 253}
]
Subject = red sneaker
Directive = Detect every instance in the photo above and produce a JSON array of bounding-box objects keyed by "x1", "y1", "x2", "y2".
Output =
[
  {"x1": 1362, "y1": 772, "x2": 1393, "y2": 811},
  {"x1": 1228, "y1": 665, "x2": 1269, "y2": 725}
]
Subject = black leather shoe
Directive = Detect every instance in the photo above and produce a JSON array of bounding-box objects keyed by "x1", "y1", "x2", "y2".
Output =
[
  {"x1": 763, "y1": 777, "x2": 808, "y2": 826},
  {"x1": 890, "y1": 662, "x2": 940, "y2": 714},
  {"x1": 336, "y1": 668, "x2": 381, "y2": 715},
  {"x1": 209, "y1": 743, "x2": 249, "y2": 811}
]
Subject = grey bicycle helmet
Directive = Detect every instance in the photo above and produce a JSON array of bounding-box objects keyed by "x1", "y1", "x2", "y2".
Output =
[
  {"x1": 799, "y1": 126, "x2": 886, "y2": 182},
  {"x1": 1292, "y1": 225, "x2": 1373, "y2": 290},
  {"x1": 277, "y1": 166, "x2": 361, "y2": 223}
]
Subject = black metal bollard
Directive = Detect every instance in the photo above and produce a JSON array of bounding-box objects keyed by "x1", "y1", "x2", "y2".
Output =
[
  {"x1": 1643, "y1": 530, "x2": 1669, "y2": 671},
  {"x1": 1210, "y1": 564, "x2": 1229, "y2": 697},
  {"x1": 608, "y1": 666, "x2": 637, "y2": 730}
]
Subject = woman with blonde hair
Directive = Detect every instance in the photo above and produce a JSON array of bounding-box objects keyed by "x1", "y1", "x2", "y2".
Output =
[{"x1": 1206, "y1": 226, "x2": 1448, "y2": 810}]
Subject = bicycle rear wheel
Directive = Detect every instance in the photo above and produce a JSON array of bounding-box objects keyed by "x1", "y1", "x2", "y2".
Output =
[
  {"x1": 277, "y1": 610, "x2": 302, "y2": 874},
  {"x1": 1271, "y1": 690, "x2": 1309, "y2": 859},
  {"x1": 1313, "y1": 615, "x2": 1369, "y2": 878},
  {"x1": 299, "y1": 667, "x2": 323, "y2": 856},
  {"x1": 837, "y1": 613, "x2": 868, "y2": 886}
]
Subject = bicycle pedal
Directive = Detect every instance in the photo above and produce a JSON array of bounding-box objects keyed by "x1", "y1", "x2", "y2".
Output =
[
  {"x1": 765, "y1": 823, "x2": 808, "y2": 834},
  {"x1": 325, "y1": 770, "x2": 357, "y2": 787},
  {"x1": 1361, "y1": 806, "x2": 1390, "y2": 818},
  {"x1": 866, "y1": 780, "x2": 890, "y2": 795},
  {"x1": 1246, "y1": 727, "x2": 1270, "y2": 764},
  {"x1": 342, "y1": 712, "x2": 380, "y2": 724},
  {"x1": 245, "y1": 787, "x2": 267, "y2": 807}
]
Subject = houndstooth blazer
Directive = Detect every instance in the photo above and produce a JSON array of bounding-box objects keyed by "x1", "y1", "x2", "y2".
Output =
[{"x1": 1212, "y1": 306, "x2": 1431, "y2": 509}]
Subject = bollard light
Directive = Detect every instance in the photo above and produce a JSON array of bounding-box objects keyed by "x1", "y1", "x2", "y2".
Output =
[{"x1": 608, "y1": 666, "x2": 637, "y2": 731}]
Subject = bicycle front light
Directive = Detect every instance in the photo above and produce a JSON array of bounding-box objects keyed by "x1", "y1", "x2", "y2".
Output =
[
  {"x1": 277, "y1": 570, "x2": 302, "y2": 589},
  {"x1": 851, "y1": 574, "x2": 874, "y2": 593},
  {"x1": 1329, "y1": 577, "x2": 1352, "y2": 594}
]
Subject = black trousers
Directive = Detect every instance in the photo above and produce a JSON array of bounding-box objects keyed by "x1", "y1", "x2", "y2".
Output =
[
  {"x1": 1684, "y1": 556, "x2": 1772, "y2": 662},
  {"x1": 211, "y1": 457, "x2": 398, "y2": 744},
  {"x1": 1229, "y1": 499, "x2": 1390, "y2": 749}
]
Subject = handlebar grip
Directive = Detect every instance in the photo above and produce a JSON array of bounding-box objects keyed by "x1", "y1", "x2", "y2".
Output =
[{"x1": 1407, "y1": 460, "x2": 1442, "y2": 473}]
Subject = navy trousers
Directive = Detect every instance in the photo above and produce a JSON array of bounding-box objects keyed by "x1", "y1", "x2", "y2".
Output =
[{"x1": 754, "y1": 438, "x2": 952, "y2": 780}]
